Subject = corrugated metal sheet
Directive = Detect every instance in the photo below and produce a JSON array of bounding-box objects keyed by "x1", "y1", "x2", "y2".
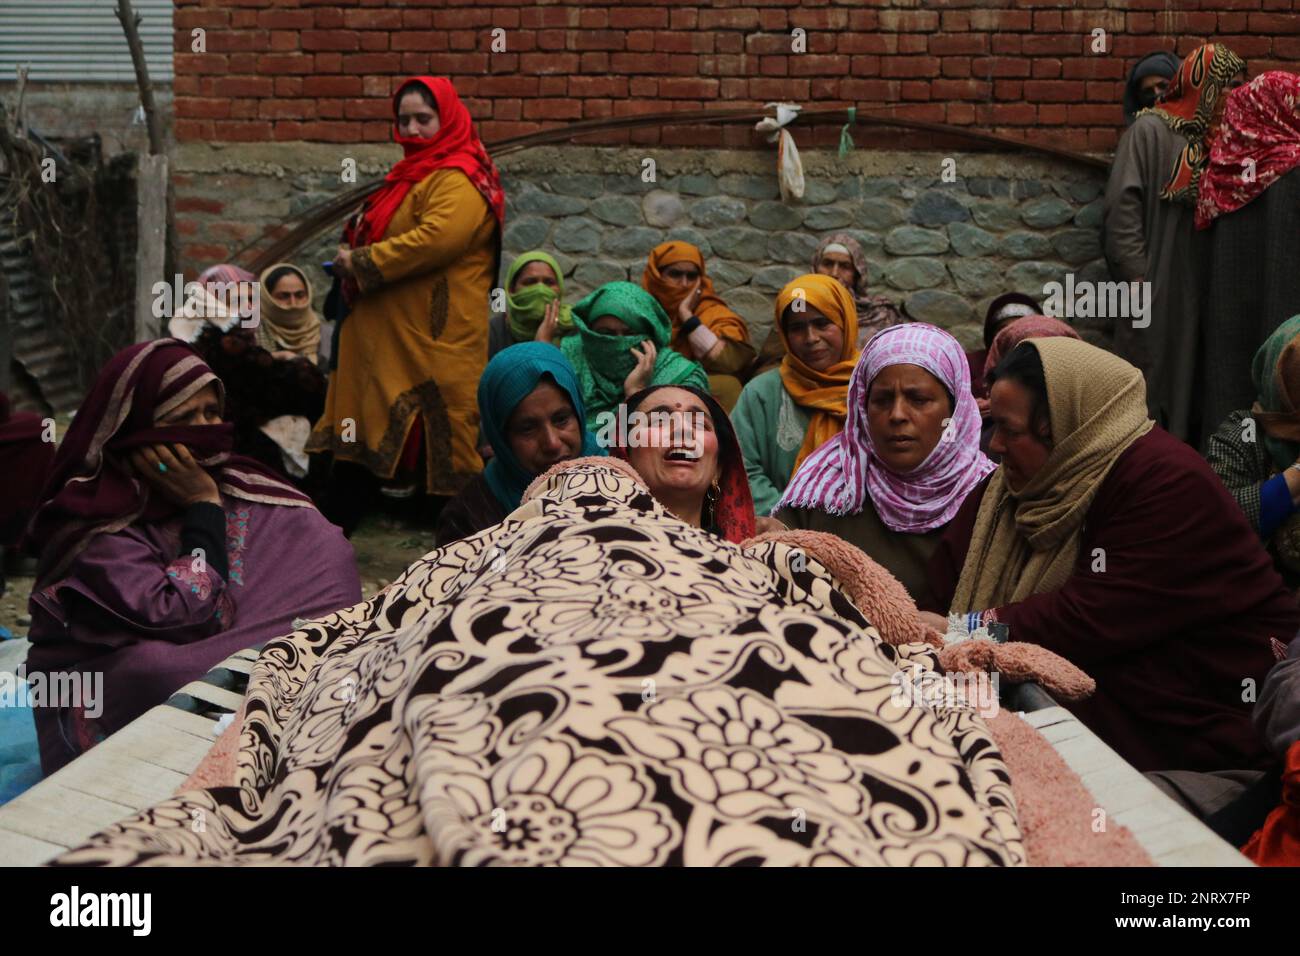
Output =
[
  {"x1": 0, "y1": 0, "x2": 174, "y2": 83},
  {"x1": 0, "y1": 209, "x2": 83, "y2": 415}
]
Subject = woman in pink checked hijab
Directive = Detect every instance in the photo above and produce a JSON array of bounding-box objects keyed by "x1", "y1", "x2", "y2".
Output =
[{"x1": 774, "y1": 323, "x2": 994, "y2": 608}]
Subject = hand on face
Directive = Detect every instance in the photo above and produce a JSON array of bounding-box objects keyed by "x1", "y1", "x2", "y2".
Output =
[
  {"x1": 130, "y1": 443, "x2": 221, "y2": 508},
  {"x1": 534, "y1": 299, "x2": 561, "y2": 344},
  {"x1": 676, "y1": 283, "x2": 703, "y2": 324},
  {"x1": 661, "y1": 261, "x2": 703, "y2": 321},
  {"x1": 624, "y1": 339, "x2": 657, "y2": 396}
]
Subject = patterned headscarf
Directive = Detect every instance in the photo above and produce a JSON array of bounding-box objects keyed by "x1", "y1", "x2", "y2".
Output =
[
  {"x1": 561, "y1": 282, "x2": 709, "y2": 420},
  {"x1": 1142, "y1": 43, "x2": 1246, "y2": 204},
  {"x1": 773, "y1": 274, "x2": 860, "y2": 472},
  {"x1": 778, "y1": 323, "x2": 995, "y2": 532},
  {"x1": 166, "y1": 264, "x2": 256, "y2": 343},
  {"x1": 504, "y1": 251, "x2": 573, "y2": 343},
  {"x1": 1196, "y1": 71, "x2": 1300, "y2": 229},
  {"x1": 478, "y1": 342, "x2": 604, "y2": 512},
  {"x1": 982, "y1": 316, "x2": 1082, "y2": 391},
  {"x1": 1251, "y1": 314, "x2": 1300, "y2": 473}
]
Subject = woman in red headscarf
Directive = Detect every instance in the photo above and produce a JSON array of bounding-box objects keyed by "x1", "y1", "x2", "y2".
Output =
[
  {"x1": 307, "y1": 77, "x2": 504, "y2": 534},
  {"x1": 1199, "y1": 72, "x2": 1300, "y2": 437},
  {"x1": 1102, "y1": 43, "x2": 1246, "y2": 446}
]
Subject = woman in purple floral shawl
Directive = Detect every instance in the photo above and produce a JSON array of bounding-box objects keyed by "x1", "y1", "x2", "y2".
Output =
[{"x1": 23, "y1": 339, "x2": 361, "y2": 774}]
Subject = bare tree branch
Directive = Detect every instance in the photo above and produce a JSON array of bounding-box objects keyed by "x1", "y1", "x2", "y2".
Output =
[{"x1": 113, "y1": 0, "x2": 163, "y2": 156}]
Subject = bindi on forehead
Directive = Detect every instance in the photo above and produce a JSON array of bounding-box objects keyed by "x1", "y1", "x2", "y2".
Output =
[{"x1": 648, "y1": 400, "x2": 709, "y2": 417}]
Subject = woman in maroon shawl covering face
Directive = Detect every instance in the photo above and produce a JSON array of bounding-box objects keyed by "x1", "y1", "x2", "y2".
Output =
[
  {"x1": 27, "y1": 339, "x2": 311, "y2": 590},
  {"x1": 25, "y1": 340, "x2": 361, "y2": 774}
]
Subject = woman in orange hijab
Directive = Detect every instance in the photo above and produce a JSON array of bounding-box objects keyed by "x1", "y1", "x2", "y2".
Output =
[
  {"x1": 731, "y1": 274, "x2": 858, "y2": 516},
  {"x1": 641, "y1": 241, "x2": 755, "y2": 412}
]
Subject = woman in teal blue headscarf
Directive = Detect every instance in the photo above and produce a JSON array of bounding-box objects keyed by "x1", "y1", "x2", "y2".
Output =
[{"x1": 435, "y1": 342, "x2": 604, "y2": 546}]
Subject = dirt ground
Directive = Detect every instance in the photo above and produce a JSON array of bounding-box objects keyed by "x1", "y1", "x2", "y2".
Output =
[
  {"x1": 0, "y1": 513, "x2": 433, "y2": 642},
  {"x1": 343, "y1": 512, "x2": 438, "y2": 597}
]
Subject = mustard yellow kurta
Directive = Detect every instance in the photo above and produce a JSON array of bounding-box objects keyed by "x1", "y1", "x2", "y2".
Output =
[{"x1": 308, "y1": 168, "x2": 497, "y2": 495}]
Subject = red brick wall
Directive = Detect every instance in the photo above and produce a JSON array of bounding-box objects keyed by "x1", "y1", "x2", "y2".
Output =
[{"x1": 172, "y1": 1, "x2": 1300, "y2": 153}]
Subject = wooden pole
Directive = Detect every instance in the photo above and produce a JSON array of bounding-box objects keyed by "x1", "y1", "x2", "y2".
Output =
[
  {"x1": 114, "y1": 0, "x2": 169, "y2": 340},
  {"x1": 113, "y1": 0, "x2": 163, "y2": 157},
  {"x1": 133, "y1": 154, "x2": 168, "y2": 342}
]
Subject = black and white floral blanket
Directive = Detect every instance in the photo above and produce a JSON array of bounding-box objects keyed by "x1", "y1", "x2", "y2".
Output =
[{"x1": 57, "y1": 462, "x2": 1025, "y2": 866}]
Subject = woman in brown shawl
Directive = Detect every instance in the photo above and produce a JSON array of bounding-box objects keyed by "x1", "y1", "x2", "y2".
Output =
[
  {"x1": 255, "y1": 263, "x2": 323, "y2": 365},
  {"x1": 928, "y1": 337, "x2": 1298, "y2": 774},
  {"x1": 1102, "y1": 43, "x2": 1246, "y2": 444}
]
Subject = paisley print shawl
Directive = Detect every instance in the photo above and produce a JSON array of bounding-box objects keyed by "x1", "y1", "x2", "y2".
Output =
[{"x1": 55, "y1": 462, "x2": 1024, "y2": 867}]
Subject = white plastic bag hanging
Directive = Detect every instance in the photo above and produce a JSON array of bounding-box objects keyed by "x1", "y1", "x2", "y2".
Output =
[{"x1": 754, "y1": 102, "x2": 805, "y2": 202}]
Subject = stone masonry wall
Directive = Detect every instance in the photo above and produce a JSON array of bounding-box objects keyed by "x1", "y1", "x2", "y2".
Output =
[{"x1": 175, "y1": 143, "x2": 1111, "y2": 352}]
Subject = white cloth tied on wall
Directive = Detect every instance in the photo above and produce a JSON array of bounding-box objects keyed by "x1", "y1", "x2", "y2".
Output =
[{"x1": 755, "y1": 102, "x2": 805, "y2": 202}]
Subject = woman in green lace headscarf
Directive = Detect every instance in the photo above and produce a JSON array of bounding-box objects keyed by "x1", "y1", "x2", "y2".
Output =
[
  {"x1": 505, "y1": 252, "x2": 572, "y2": 341},
  {"x1": 561, "y1": 281, "x2": 709, "y2": 420}
]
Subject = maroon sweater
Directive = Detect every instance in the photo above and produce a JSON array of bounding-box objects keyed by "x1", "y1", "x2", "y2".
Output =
[{"x1": 927, "y1": 427, "x2": 1300, "y2": 774}]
